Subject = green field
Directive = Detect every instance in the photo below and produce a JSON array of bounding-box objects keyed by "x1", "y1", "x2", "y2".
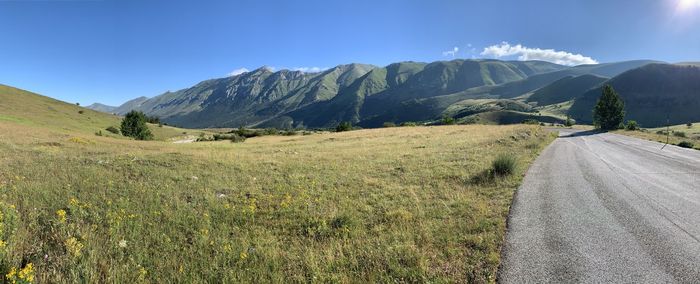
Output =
[{"x1": 0, "y1": 85, "x2": 556, "y2": 282}]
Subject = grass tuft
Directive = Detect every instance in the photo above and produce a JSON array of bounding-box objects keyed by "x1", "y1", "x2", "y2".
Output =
[{"x1": 492, "y1": 154, "x2": 517, "y2": 176}]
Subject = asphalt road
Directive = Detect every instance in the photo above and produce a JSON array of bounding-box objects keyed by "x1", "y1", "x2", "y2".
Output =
[{"x1": 499, "y1": 129, "x2": 700, "y2": 283}]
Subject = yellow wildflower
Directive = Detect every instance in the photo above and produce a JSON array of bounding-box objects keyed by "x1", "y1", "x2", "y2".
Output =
[
  {"x1": 5, "y1": 267, "x2": 16, "y2": 280},
  {"x1": 239, "y1": 251, "x2": 248, "y2": 260},
  {"x1": 69, "y1": 198, "x2": 79, "y2": 207},
  {"x1": 248, "y1": 198, "x2": 257, "y2": 213},
  {"x1": 65, "y1": 237, "x2": 83, "y2": 258},
  {"x1": 18, "y1": 263, "x2": 34, "y2": 283},
  {"x1": 56, "y1": 209, "x2": 67, "y2": 223},
  {"x1": 138, "y1": 266, "x2": 147, "y2": 280},
  {"x1": 0, "y1": 240, "x2": 6, "y2": 249}
]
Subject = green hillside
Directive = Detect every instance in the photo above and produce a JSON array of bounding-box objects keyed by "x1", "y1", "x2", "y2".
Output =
[
  {"x1": 569, "y1": 63, "x2": 700, "y2": 127},
  {"x1": 354, "y1": 60, "x2": 654, "y2": 128},
  {"x1": 527, "y1": 74, "x2": 608, "y2": 106},
  {"x1": 0, "y1": 84, "x2": 206, "y2": 141},
  {"x1": 462, "y1": 110, "x2": 566, "y2": 125},
  {"x1": 443, "y1": 99, "x2": 533, "y2": 118}
]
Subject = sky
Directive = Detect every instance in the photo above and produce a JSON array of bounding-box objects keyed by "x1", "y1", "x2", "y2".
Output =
[{"x1": 1, "y1": 0, "x2": 699, "y2": 106}]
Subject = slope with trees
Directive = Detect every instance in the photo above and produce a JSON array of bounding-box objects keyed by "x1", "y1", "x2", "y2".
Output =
[{"x1": 569, "y1": 64, "x2": 700, "y2": 127}]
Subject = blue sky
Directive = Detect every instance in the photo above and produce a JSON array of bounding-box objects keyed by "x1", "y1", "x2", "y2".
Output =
[{"x1": 1, "y1": 0, "x2": 699, "y2": 106}]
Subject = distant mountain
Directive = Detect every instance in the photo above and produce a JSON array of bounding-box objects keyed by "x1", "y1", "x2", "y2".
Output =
[
  {"x1": 569, "y1": 63, "x2": 700, "y2": 127},
  {"x1": 86, "y1": 103, "x2": 117, "y2": 113},
  {"x1": 99, "y1": 59, "x2": 669, "y2": 128},
  {"x1": 526, "y1": 74, "x2": 608, "y2": 106},
  {"x1": 113, "y1": 96, "x2": 149, "y2": 114},
  {"x1": 348, "y1": 60, "x2": 658, "y2": 127}
]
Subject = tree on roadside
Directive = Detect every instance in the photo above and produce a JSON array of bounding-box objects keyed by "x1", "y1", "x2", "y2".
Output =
[
  {"x1": 120, "y1": 110, "x2": 153, "y2": 140},
  {"x1": 593, "y1": 85, "x2": 625, "y2": 130}
]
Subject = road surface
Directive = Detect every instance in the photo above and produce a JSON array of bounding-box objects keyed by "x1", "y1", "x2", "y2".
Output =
[{"x1": 499, "y1": 129, "x2": 700, "y2": 283}]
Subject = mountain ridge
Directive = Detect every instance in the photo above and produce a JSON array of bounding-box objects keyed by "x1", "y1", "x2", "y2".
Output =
[{"x1": 88, "y1": 59, "x2": 693, "y2": 129}]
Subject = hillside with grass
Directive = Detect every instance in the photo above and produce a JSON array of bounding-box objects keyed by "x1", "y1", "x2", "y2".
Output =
[
  {"x1": 0, "y1": 84, "x2": 557, "y2": 282},
  {"x1": 0, "y1": 85, "x2": 208, "y2": 141},
  {"x1": 350, "y1": 60, "x2": 657, "y2": 127},
  {"x1": 569, "y1": 64, "x2": 700, "y2": 127},
  {"x1": 526, "y1": 74, "x2": 608, "y2": 106}
]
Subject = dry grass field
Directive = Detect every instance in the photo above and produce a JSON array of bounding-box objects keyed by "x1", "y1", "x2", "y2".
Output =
[{"x1": 0, "y1": 85, "x2": 556, "y2": 283}]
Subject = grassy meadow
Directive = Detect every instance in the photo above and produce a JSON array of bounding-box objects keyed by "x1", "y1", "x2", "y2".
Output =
[
  {"x1": 0, "y1": 85, "x2": 556, "y2": 283},
  {"x1": 615, "y1": 122, "x2": 700, "y2": 150}
]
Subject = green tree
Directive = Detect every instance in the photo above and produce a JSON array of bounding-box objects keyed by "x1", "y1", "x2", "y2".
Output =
[
  {"x1": 335, "y1": 121, "x2": 353, "y2": 132},
  {"x1": 593, "y1": 85, "x2": 625, "y2": 130},
  {"x1": 120, "y1": 111, "x2": 153, "y2": 140},
  {"x1": 625, "y1": 120, "x2": 639, "y2": 131},
  {"x1": 441, "y1": 115, "x2": 456, "y2": 125}
]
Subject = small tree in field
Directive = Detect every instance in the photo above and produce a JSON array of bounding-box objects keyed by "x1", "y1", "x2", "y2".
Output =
[
  {"x1": 120, "y1": 111, "x2": 153, "y2": 140},
  {"x1": 335, "y1": 122, "x2": 353, "y2": 132},
  {"x1": 688, "y1": 122, "x2": 693, "y2": 128},
  {"x1": 625, "y1": 120, "x2": 639, "y2": 131},
  {"x1": 564, "y1": 115, "x2": 574, "y2": 127},
  {"x1": 593, "y1": 85, "x2": 625, "y2": 130}
]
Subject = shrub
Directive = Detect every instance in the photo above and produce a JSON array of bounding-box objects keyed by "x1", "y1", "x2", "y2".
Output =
[
  {"x1": 400, "y1": 122, "x2": 418, "y2": 127},
  {"x1": 213, "y1": 133, "x2": 246, "y2": 143},
  {"x1": 688, "y1": 122, "x2": 693, "y2": 128},
  {"x1": 95, "y1": 130, "x2": 103, "y2": 136},
  {"x1": 460, "y1": 117, "x2": 479, "y2": 125},
  {"x1": 106, "y1": 126, "x2": 120, "y2": 134},
  {"x1": 441, "y1": 116, "x2": 456, "y2": 125},
  {"x1": 522, "y1": 119, "x2": 539, "y2": 125},
  {"x1": 492, "y1": 154, "x2": 517, "y2": 176},
  {"x1": 383, "y1": 122, "x2": 397, "y2": 128},
  {"x1": 336, "y1": 122, "x2": 353, "y2": 132},
  {"x1": 263, "y1": 128, "x2": 279, "y2": 135},
  {"x1": 678, "y1": 141, "x2": 694, "y2": 149},
  {"x1": 78, "y1": 110, "x2": 85, "y2": 114},
  {"x1": 145, "y1": 116, "x2": 161, "y2": 124},
  {"x1": 625, "y1": 120, "x2": 639, "y2": 131},
  {"x1": 673, "y1": 131, "x2": 687, "y2": 138},
  {"x1": 120, "y1": 110, "x2": 153, "y2": 140},
  {"x1": 564, "y1": 116, "x2": 574, "y2": 127},
  {"x1": 232, "y1": 127, "x2": 262, "y2": 138},
  {"x1": 656, "y1": 130, "x2": 668, "y2": 135}
]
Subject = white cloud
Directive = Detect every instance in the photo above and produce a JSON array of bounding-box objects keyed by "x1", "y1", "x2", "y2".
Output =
[
  {"x1": 227, "y1": 68, "x2": 249, "y2": 76},
  {"x1": 480, "y1": 42, "x2": 598, "y2": 66},
  {"x1": 442, "y1": 46, "x2": 460, "y2": 58},
  {"x1": 292, "y1": 67, "x2": 326, "y2": 73}
]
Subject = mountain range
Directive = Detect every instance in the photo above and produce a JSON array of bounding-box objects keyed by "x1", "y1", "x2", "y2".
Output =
[{"x1": 89, "y1": 59, "x2": 700, "y2": 128}]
